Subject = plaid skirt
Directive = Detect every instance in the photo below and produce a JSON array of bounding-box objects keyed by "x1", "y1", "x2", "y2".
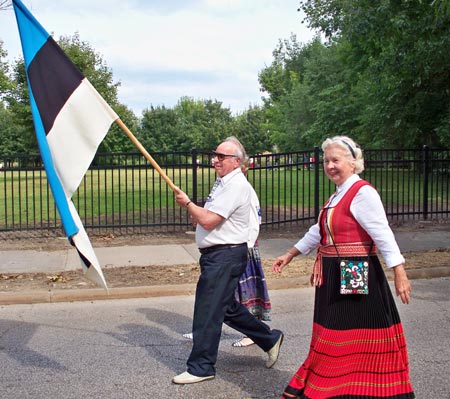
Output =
[{"x1": 235, "y1": 242, "x2": 271, "y2": 321}]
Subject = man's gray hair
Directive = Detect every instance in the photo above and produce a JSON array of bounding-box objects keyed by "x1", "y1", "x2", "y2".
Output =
[{"x1": 224, "y1": 136, "x2": 248, "y2": 164}]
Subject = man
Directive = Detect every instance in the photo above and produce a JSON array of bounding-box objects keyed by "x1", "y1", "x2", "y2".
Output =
[{"x1": 173, "y1": 136, "x2": 283, "y2": 385}]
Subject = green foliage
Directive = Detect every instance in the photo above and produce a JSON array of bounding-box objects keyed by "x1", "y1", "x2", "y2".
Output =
[
  {"x1": 233, "y1": 105, "x2": 272, "y2": 154},
  {"x1": 139, "y1": 105, "x2": 180, "y2": 152},
  {"x1": 6, "y1": 60, "x2": 37, "y2": 152},
  {"x1": 259, "y1": 36, "x2": 341, "y2": 149},
  {"x1": 139, "y1": 97, "x2": 235, "y2": 152},
  {"x1": 0, "y1": 40, "x2": 11, "y2": 101},
  {"x1": 258, "y1": 0, "x2": 450, "y2": 149},
  {"x1": 330, "y1": 0, "x2": 450, "y2": 147},
  {"x1": 0, "y1": 105, "x2": 28, "y2": 154},
  {"x1": 176, "y1": 98, "x2": 233, "y2": 151},
  {"x1": 98, "y1": 103, "x2": 138, "y2": 153},
  {"x1": 2, "y1": 3, "x2": 450, "y2": 155},
  {"x1": 1, "y1": 40, "x2": 29, "y2": 154}
]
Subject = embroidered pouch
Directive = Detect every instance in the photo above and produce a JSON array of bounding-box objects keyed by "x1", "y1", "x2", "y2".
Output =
[{"x1": 340, "y1": 259, "x2": 369, "y2": 295}]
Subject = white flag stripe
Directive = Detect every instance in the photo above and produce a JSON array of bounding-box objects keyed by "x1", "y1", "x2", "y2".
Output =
[
  {"x1": 47, "y1": 79, "x2": 118, "y2": 198},
  {"x1": 68, "y1": 201, "x2": 108, "y2": 289}
]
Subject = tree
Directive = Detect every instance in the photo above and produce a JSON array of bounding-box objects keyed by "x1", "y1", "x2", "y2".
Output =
[
  {"x1": 194, "y1": 99, "x2": 234, "y2": 151},
  {"x1": 0, "y1": 40, "x2": 11, "y2": 102},
  {"x1": 138, "y1": 97, "x2": 236, "y2": 153},
  {"x1": 0, "y1": 41, "x2": 28, "y2": 154},
  {"x1": 259, "y1": 34, "x2": 315, "y2": 105},
  {"x1": 259, "y1": 36, "x2": 338, "y2": 150},
  {"x1": 234, "y1": 105, "x2": 272, "y2": 155},
  {"x1": 352, "y1": 1, "x2": 450, "y2": 146},
  {"x1": 173, "y1": 97, "x2": 234, "y2": 151},
  {"x1": 98, "y1": 103, "x2": 138, "y2": 153},
  {"x1": 297, "y1": 0, "x2": 450, "y2": 147},
  {"x1": 0, "y1": 1, "x2": 11, "y2": 11},
  {"x1": 5, "y1": 60, "x2": 37, "y2": 152},
  {"x1": 139, "y1": 105, "x2": 180, "y2": 153},
  {"x1": 0, "y1": 105, "x2": 28, "y2": 154}
]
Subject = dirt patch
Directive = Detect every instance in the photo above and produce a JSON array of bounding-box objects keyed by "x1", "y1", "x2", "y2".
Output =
[
  {"x1": 1, "y1": 249, "x2": 449, "y2": 293},
  {"x1": 1, "y1": 220, "x2": 449, "y2": 293},
  {"x1": 0, "y1": 231, "x2": 197, "y2": 252}
]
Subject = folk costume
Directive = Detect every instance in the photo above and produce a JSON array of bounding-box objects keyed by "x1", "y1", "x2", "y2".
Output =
[
  {"x1": 235, "y1": 188, "x2": 271, "y2": 322},
  {"x1": 282, "y1": 175, "x2": 415, "y2": 399},
  {"x1": 235, "y1": 241, "x2": 272, "y2": 321}
]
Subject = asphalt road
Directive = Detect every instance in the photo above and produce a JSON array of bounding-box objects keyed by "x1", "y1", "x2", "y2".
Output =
[{"x1": 1, "y1": 278, "x2": 449, "y2": 399}]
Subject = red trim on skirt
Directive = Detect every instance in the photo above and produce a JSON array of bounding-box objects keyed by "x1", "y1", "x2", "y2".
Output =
[{"x1": 283, "y1": 322, "x2": 414, "y2": 399}]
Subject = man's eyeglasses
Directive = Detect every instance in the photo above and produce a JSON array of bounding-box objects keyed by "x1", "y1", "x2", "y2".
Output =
[{"x1": 211, "y1": 151, "x2": 238, "y2": 161}]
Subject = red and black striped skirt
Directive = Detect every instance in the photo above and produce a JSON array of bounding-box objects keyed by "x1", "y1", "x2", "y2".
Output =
[{"x1": 282, "y1": 255, "x2": 415, "y2": 399}]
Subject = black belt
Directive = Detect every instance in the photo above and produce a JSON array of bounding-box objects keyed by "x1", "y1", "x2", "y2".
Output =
[{"x1": 199, "y1": 243, "x2": 247, "y2": 255}]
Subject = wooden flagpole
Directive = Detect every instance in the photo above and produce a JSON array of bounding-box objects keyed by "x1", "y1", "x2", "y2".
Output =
[{"x1": 115, "y1": 118, "x2": 177, "y2": 192}]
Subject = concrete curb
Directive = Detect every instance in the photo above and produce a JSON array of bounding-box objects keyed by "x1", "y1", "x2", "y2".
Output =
[
  {"x1": 1, "y1": 266, "x2": 449, "y2": 306},
  {"x1": 0, "y1": 283, "x2": 197, "y2": 305}
]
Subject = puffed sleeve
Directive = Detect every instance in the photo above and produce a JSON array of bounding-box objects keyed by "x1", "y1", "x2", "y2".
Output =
[
  {"x1": 293, "y1": 223, "x2": 321, "y2": 255},
  {"x1": 351, "y1": 185, "x2": 405, "y2": 267}
]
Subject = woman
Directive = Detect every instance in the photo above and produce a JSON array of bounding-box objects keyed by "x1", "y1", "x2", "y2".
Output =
[
  {"x1": 232, "y1": 156, "x2": 272, "y2": 347},
  {"x1": 232, "y1": 185, "x2": 271, "y2": 347},
  {"x1": 272, "y1": 136, "x2": 415, "y2": 399}
]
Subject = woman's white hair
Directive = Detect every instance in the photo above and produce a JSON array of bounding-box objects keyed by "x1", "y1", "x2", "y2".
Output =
[{"x1": 321, "y1": 136, "x2": 365, "y2": 174}]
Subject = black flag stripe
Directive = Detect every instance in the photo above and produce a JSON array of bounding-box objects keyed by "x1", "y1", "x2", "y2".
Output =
[{"x1": 27, "y1": 37, "x2": 84, "y2": 135}]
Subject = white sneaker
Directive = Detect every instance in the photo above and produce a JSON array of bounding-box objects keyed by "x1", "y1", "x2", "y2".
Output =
[
  {"x1": 182, "y1": 332, "x2": 193, "y2": 339},
  {"x1": 266, "y1": 331, "x2": 284, "y2": 368},
  {"x1": 172, "y1": 371, "x2": 215, "y2": 384}
]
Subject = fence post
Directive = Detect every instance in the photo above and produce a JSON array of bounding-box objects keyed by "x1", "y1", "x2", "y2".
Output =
[
  {"x1": 422, "y1": 145, "x2": 429, "y2": 220},
  {"x1": 314, "y1": 146, "x2": 320, "y2": 220},
  {"x1": 191, "y1": 148, "x2": 198, "y2": 204}
]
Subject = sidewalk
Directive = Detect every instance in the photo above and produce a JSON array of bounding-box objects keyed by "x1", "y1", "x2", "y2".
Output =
[{"x1": 1, "y1": 226, "x2": 450, "y2": 305}]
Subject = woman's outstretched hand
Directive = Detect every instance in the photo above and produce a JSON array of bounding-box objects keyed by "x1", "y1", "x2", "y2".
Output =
[{"x1": 272, "y1": 250, "x2": 297, "y2": 274}]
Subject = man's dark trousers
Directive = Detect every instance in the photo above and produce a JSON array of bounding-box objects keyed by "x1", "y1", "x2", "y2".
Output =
[{"x1": 187, "y1": 245, "x2": 279, "y2": 377}]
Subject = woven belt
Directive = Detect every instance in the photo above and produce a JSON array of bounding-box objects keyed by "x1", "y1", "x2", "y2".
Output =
[
  {"x1": 199, "y1": 243, "x2": 247, "y2": 255},
  {"x1": 319, "y1": 242, "x2": 377, "y2": 257}
]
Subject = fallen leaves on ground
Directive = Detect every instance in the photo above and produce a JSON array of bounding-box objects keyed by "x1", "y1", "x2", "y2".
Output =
[{"x1": 0, "y1": 250, "x2": 448, "y2": 293}]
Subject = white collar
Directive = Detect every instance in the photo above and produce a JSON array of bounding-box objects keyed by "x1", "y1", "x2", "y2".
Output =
[
  {"x1": 219, "y1": 167, "x2": 242, "y2": 185},
  {"x1": 336, "y1": 174, "x2": 360, "y2": 194}
]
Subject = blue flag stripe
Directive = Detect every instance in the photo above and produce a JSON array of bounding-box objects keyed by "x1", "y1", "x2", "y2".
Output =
[
  {"x1": 12, "y1": 0, "x2": 49, "y2": 65},
  {"x1": 13, "y1": 0, "x2": 79, "y2": 237},
  {"x1": 28, "y1": 38, "x2": 84, "y2": 135},
  {"x1": 27, "y1": 86, "x2": 79, "y2": 237}
]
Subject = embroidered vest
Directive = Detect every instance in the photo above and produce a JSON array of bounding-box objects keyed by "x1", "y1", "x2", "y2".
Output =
[{"x1": 319, "y1": 180, "x2": 372, "y2": 246}]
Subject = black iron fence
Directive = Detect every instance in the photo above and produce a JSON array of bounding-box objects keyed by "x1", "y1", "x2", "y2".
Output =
[{"x1": 1, "y1": 147, "x2": 449, "y2": 238}]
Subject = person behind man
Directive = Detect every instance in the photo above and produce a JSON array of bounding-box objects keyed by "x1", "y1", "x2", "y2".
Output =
[{"x1": 172, "y1": 136, "x2": 283, "y2": 385}]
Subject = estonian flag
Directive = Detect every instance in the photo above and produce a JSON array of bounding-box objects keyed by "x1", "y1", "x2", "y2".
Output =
[{"x1": 12, "y1": 0, "x2": 119, "y2": 289}]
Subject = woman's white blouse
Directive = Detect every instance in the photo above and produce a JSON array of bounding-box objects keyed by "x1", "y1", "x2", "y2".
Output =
[{"x1": 294, "y1": 174, "x2": 405, "y2": 268}]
